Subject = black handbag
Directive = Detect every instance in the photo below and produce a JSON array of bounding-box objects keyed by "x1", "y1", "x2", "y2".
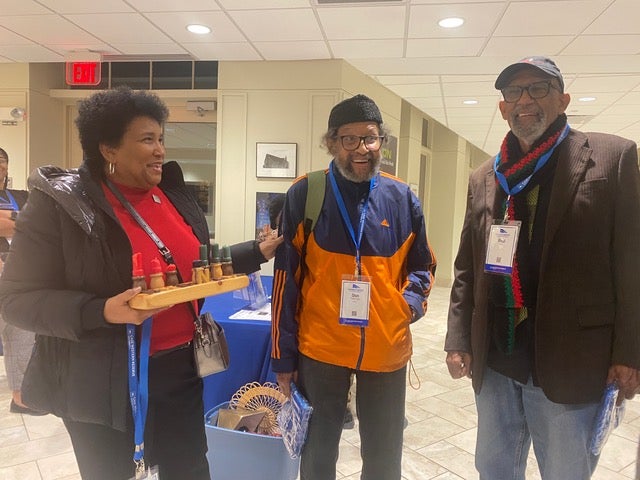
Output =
[{"x1": 107, "y1": 180, "x2": 230, "y2": 377}]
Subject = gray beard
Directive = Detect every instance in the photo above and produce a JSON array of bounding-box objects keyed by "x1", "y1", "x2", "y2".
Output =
[{"x1": 510, "y1": 111, "x2": 548, "y2": 148}]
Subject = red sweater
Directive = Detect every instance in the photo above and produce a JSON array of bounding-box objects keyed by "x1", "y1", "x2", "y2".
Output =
[{"x1": 103, "y1": 182, "x2": 200, "y2": 354}]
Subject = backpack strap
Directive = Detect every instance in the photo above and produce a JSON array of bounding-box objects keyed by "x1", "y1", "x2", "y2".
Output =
[
  {"x1": 303, "y1": 169, "x2": 326, "y2": 241},
  {"x1": 299, "y1": 169, "x2": 326, "y2": 284}
]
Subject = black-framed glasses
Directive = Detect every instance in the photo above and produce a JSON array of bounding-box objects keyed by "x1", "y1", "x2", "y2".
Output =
[
  {"x1": 500, "y1": 80, "x2": 560, "y2": 103},
  {"x1": 338, "y1": 135, "x2": 386, "y2": 151}
]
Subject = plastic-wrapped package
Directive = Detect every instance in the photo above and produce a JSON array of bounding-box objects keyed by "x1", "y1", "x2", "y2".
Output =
[
  {"x1": 277, "y1": 382, "x2": 313, "y2": 458},
  {"x1": 589, "y1": 383, "x2": 626, "y2": 456}
]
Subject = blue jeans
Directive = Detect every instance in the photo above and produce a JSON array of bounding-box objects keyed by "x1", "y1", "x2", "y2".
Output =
[
  {"x1": 475, "y1": 367, "x2": 600, "y2": 480},
  {"x1": 297, "y1": 354, "x2": 406, "y2": 480}
]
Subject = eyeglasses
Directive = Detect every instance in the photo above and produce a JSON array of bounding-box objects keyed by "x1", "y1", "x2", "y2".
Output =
[
  {"x1": 338, "y1": 135, "x2": 386, "y2": 151},
  {"x1": 500, "y1": 80, "x2": 561, "y2": 103}
]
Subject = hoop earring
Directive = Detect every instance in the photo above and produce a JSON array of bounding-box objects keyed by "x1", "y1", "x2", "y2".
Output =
[{"x1": 108, "y1": 162, "x2": 115, "y2": 176}]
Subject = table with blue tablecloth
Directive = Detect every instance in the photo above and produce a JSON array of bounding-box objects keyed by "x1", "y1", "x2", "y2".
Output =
[{"x1": 201, "y1": 275, "x2": 276, "y2": 410}]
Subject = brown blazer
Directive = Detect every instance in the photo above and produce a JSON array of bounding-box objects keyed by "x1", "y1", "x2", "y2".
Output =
[{"x1": 446, "y1": 129, "x2": 640, "y2": 404}]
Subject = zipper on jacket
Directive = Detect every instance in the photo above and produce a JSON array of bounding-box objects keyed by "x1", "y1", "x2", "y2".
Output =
[{"x1": 355, "y1": 326, "x2": 366, "y2": 370}]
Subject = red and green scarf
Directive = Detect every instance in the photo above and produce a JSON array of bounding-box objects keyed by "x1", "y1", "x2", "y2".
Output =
[{"x1": 490, "y1": 114, "x2": 568, "y2": 354}]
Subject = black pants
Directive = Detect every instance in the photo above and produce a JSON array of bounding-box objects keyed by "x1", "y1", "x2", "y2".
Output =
[
  {"x1": 64, "y1": 346, "x2": 210, "y2": 480},
  {"x1": 298, "y1": 354, "x2": 406, "y2": 480}
]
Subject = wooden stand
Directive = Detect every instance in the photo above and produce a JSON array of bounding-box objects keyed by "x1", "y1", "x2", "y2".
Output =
[{"x1": 129, "y1": 275, "x2": 249, "y2": 310}]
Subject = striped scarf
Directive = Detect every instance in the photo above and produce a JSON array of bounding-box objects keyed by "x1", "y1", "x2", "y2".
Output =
[{"x1": 490, "y1": 114, "x2": 567, "y2": 354}]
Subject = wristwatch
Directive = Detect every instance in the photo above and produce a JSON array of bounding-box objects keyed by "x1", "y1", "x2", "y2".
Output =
[{"x1": 9, "y1": 210, "x2": 18, "y2": 221}]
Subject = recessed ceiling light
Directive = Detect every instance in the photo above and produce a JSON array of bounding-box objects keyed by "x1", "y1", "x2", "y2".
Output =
[
  {"x1": 438, "y1": 17, "x2": 464, "y2": 28},
  {"x1": 578, "y1": 96, "x2": 596, "y2": 102},
  {"x1": 463, "y1": 99, "x2": 478, "y2": 105},
  {"x1": 186, "y1": 24, "x2": 211, "y2": 35}
]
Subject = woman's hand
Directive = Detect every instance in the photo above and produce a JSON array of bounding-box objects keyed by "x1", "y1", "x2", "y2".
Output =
[
  {"x1": 258, "y1": 234, "x2": 284, "y2": 261},
  {"x1": 103, "y1": 287, "x2": 169, "y2": 325}
]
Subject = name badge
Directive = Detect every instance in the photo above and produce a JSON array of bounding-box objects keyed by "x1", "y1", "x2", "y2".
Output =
[
  {"x1": 339, "y1": 275, "x2": 371, "y2": 327},
  {"x1": 485, "y1": 221, "x2": 521, "y2": 275},
  {"x1": 129, "y1": 464, "x2": 160, "y2": 480}
]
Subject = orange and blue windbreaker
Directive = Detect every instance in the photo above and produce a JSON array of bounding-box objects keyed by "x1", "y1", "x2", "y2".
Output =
[{"x1": 271, "y1": 165, "x2": 436, "y2": 373}]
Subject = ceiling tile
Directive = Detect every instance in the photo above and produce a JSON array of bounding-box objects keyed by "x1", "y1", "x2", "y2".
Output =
[
  {"x1": 145, "y1": 12, "x2": 245, "y2": 43},
  {"x1": 0, "y1": 15, "x2": 102, "y2": 45},
  {"x1": 408, "y1": 3, "x2": 505, "y2": 38},
  {"x1": 0, "y1": 44, "x2": 63, "y2": 62},
  {"x1": 330, "y1": 39, "x2": 403, "y2": 58},
  {"x1": 442, "y1": 80, "x2": 496, "y2": 96},
  {"x1": 616, "y1": 91, "x2": 640, "y2": 104},
  {"x1": 406, "y1": 38, "x2": 483, "y2": 57},
  {"x1": 0, "y1": 0, "x2": 50, "y2": 15},
  {"x1": 405, "y1": 96, "x2": 444, "y2": 109},
  {"x1": 445, "y1": 95, "x2": 499, "y2": 109},
  {"x1": 568, "y1": 75, "x2": 640, "y2": 93},
  {"x1": 111, "y1": 43, "x2": 188, "y2": 56},
  {"x1": 183, "y1": 42, "x2": 261, "y2": 61},
  {"x1": 599, "y1": 104, "x2": 640, "y2": 115},
  {"x1": 390, "y1": 83, "x2": 441, "y2": 97},
  {"x1": 38, "y1": 0, "x2": 133, "y2": 14},
  {"x1": 494, "y1": 0, "x2": 610, "y2": 36},
  {"x1": 50, "y1": 43, "x2": 119, "y2": 56},
  {"x1": 127, "y1": 0, "x2": 221, "y2": 12},
  {"x1": 562, "y1": 35, "x2": 640, "y2": 55},
  {"x1": 0, "y1": 26, "x2": 34, "y2": 45},
  {"x1": 482, "y1": 36, "x2": 572, "y2": 56},
  {"x1": 584, "y1": 0, "x2": 640, "y2": 35},
  {"x1": 218, "y1": 0, "x2": 309, "y2": 8},
  {"x1": 229, "y1": 9, "x2": 322, "y2": 42},
  {"x1": 255, "y1": 41, "x2": 330, "y2": 60},
  {"x1": 375, "y1": 74, "x2": 440, "y2": 85},
  {"x1": 318, "y1": 6, "x2": 405, "y2": 40},
  {"x1": 65, "y1": 13, "x2": 172, "y2": 44}
]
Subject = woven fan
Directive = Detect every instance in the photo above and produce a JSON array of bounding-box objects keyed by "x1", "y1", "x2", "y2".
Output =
[{"x1": 229, "y1": 381, "x2": 287, "y2": 435}]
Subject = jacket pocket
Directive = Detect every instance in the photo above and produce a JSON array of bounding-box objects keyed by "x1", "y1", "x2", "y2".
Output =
[{"x1": 577, "y1": 303, "x2": 615, "y2": 328}]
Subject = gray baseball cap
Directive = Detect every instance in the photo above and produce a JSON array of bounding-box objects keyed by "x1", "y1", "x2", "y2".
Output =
[{"x1": 495, "y1": 56, "x2": 564, "y2": 91}]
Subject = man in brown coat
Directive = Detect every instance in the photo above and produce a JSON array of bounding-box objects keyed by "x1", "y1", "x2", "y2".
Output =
[{"x1": 445, "y1": 56, "x2": 640, "y2": 479}]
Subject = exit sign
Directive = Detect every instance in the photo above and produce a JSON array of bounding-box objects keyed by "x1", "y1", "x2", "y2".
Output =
[{"x1": 66, "y1": 61, "x2": 101, "y2": 86}]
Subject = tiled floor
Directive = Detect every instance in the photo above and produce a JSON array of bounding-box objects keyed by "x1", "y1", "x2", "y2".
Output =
[{"x1": 1, "y1": 285, "x2": 638, "y2": 479}]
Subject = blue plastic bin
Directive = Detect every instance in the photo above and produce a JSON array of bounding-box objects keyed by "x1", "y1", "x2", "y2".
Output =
[{"x1": 205, "y1": 402, "x2": 300, "y2": 480}]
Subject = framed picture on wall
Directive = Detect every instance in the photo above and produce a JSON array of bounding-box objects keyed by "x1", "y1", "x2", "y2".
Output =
[{"x1": 256, "y1": 142, "x2": 297, "y2": 178}]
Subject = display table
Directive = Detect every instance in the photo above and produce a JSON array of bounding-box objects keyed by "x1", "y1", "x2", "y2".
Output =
[{"x1": 201, "y1": 275, "x2": 275, "y2": 410}]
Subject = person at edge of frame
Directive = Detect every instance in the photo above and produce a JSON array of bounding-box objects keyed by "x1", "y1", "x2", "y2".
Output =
[
  {"x1": 445, "y1": 55, "x2": 640, "y2": 480},
  {"x1": 0, "y1": 87, "x2": 281, "y2": 480}
]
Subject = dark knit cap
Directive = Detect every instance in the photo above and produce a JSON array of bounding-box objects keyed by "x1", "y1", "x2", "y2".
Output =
[
  {"x1": 495, "y1": 56, "x2": 564, "y2": 91},
  {"x1": 328, "y1": 94, "x2": 383, "y2": 129}
]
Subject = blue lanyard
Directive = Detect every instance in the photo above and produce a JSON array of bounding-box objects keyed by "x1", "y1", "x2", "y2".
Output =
[
  {"x1": 328, "y1": 161, "x2": 377, "y2": 274},
  {"x1": 0, "y1": 190, "x2": 19, "y2": 211},
  {"x1": 127, "y1": 318, "x2": 152, "y2": 471},
  {"x1": 494, "y1": 124, "x2": 570, "y2": 196}
]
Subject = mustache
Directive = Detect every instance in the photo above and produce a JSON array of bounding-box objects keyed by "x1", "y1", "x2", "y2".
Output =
[{"x1": 512, "y1": 107, "x2": 542, "y2": 118}]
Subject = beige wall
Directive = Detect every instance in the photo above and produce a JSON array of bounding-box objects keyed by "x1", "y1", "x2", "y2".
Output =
[{"x1": 28, "y1": 64, "x2": 65, "y2": 172}]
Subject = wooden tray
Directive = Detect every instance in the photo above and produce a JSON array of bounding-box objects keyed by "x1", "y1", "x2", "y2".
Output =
[{"x1": 129, "y1": 275, "x2": 249, "y2": 310}]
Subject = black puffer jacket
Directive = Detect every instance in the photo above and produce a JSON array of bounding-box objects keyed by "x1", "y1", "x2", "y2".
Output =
[{"x1": 0, "y1": 161, "x2": 259, "y2": 430}]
